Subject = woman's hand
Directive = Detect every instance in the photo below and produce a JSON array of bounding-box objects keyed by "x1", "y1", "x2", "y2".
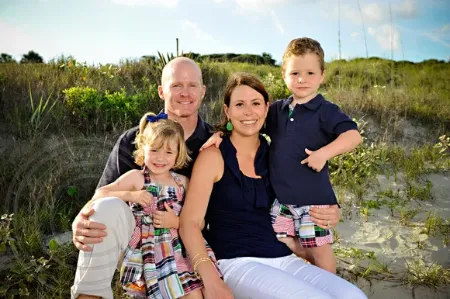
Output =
[
  {"x1": 200, "y1": 132, "x2": 224, "y2": 151},
  {"x1": 203, "y1": 278, "x2": 234, "y2": 299},
  {"x1": 309, "y1": 204, "x2": 341, "y2": 229},
  {"x1": 153, "y1": 202, "x2": 179, "y2": 229}
]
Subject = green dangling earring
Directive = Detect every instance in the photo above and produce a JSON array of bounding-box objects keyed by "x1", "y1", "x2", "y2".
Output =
[{"x1": 226, "y1": 120, "x2": 233, "y2": 131}]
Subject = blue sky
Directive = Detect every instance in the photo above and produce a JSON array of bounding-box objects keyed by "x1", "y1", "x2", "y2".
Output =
[{"x1": 1, "y1": 0, "x2": 449, "y2": 64}]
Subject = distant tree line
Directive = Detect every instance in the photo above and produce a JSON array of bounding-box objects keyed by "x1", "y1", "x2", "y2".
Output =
[
  {"x1": 142, "y1": 52, "x2": 277, "y2": 66},
  {"x1": 0, "y1": 50, "x2": 44, "y2": 64},
  {"x1": 1, "y1": 50, "x2": 448, "y2": 66}
]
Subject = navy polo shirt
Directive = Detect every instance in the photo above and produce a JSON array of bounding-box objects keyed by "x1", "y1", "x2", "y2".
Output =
[
  {"x1": 266, "y1": 94, "x2": 358, "y2": 206},
  {"x1": 97, "y1": 115, "x2": 213, "y2": 188}
]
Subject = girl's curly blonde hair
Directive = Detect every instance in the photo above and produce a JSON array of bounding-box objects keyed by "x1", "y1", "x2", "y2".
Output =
[{"x1": 133, "y1": 112, "x2": 191, "y2": 169}]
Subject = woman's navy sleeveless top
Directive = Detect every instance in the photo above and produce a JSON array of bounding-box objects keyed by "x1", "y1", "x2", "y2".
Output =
[{"x1": 203, "y1": 135, "x2": 291, "y2": 260}]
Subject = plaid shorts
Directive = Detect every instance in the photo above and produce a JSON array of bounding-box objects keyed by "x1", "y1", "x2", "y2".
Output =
[{"x1": 270, "y1": 199, "x2": 333, "y2": 248}]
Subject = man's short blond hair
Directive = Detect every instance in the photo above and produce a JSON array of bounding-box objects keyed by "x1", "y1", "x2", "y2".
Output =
[{"x1": 161, "y1": 57, "x2": 203, "y2": 87}]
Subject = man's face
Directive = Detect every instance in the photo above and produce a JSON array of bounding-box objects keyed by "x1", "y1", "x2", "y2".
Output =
[{"x1": 158, "y1": 61, "x2": 206, "y2": 118}]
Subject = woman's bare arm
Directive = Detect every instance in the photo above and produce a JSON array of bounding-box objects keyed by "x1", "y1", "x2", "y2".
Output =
[{"x1": 179, "y1": 147, "x2": 224, "y2": 285}]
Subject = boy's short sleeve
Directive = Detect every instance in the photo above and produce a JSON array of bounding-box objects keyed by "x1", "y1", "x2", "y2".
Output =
[{"x1": 320, "y1": 102, "x2": 358, "y2": 137}]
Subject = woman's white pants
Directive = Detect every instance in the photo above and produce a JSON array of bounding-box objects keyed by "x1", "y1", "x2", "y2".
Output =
[{"x1": 217, "y1": 255, "x2": 367, "y2": 299}]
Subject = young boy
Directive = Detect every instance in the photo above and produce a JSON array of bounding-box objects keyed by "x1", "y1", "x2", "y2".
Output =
[{"x1": 266, "y1": 37, "x2": 362, "y2": 273}]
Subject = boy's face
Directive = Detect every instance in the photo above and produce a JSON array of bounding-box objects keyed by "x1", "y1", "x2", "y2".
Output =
[{"x1": 283, "y1": 53, "x2": 324, "y2": 103}]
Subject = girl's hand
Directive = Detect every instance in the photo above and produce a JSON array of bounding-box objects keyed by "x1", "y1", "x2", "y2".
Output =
[
  {"x1": 153, "y1": 202, "x2": 179, "y2": 229},
  {"x1": 200, "y1": 132, "x2": 224, "y2": 151},
  {"x1": 203, "y1": 278, "x2": 234, "y2": 299},
  {"x1": 129, "y1": 190, "x2": 153, "y2": 207}
]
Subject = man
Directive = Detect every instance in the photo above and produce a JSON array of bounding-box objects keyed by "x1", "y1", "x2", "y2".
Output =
[{"x1": 71, "y1": 57, "x2": 341, "y2": 298}]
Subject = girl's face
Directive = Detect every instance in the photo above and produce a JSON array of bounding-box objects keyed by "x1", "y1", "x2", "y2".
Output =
[
  {"x1": 143, "y1": 138, "x2": 179, "y2": 176},
  {"x1": 224, "y1": 85, "x2": 269, "y2": 137}
]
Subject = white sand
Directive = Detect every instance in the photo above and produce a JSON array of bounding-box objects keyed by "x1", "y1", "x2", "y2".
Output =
[{"x1": 335, "y1": 172, "x2": 450, "y2": 298}]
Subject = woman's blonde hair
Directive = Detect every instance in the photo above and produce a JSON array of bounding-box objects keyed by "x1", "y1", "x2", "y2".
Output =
[{"x1": 133, "y1": 112, "x2": 191, "y2": 169}]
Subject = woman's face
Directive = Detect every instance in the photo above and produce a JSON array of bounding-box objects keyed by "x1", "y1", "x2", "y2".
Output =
[{"x1": 224, "y1": 85, "x2": 269, "y2": 137}]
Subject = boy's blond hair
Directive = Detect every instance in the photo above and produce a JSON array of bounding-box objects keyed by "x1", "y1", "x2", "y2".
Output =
[
  {"x1": 282, "y1": 37, "x2": 325, "y2": 73},
  {"x1": 133, "y1": 112, "x2": 191, "y2": 169}
]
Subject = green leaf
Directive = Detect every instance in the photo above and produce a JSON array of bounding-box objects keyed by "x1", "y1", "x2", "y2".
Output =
[
  {"x1": 49, "y1": 239, "x2": 59, "y2": 251},
  {"x1": 67, "y1": 185, "x2": 79, "y2": 197}
]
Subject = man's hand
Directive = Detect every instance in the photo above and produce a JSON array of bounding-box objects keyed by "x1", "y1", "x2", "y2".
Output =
[
  {"x1": 153, "y1": 202, "x2": 179, "y2": 229},
  {"x1": 200, "y1": 132, "x2": 223, "y2": 151},
  {"x1": 301, "y1": 148, "x2": 328, "y2": 172},
  {"x1": 72, "y1": 207, "x2": 107, "y2": 251},
  {"x1": 309, "y1": 204, "x2": 341, "y2": 230}
]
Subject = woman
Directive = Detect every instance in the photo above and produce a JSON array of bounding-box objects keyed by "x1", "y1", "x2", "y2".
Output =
[{"x1": 179, "y1": 73, "x2": 367, "y2": 299}]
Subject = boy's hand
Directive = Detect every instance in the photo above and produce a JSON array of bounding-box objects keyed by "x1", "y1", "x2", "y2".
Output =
[
  {"x1": 153, "y1": 202, "x2": 179, "y2": 229},
  {"x1": 129, "y1": 190, "x2": 153, "y2": 207},
  {"x1": 301, "y1": 148, "x2": 328, "y2": 172},
  {"x1": 200, "y1": 132, "x2": 223, "y2": 151}
]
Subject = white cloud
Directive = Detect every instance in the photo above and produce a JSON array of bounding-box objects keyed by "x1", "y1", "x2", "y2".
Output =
[
  {"x1": 111, "y1": 0, "x2": 177, "y2": 8},
  {"x1": 368, "y1": 24, "x2": 400, "y2": 51},
  {"x1": 397, "y1": 24, "x2": 450, "y2": 49},
  {"x1": 211, "y1": 0, "x2": 288, "y2": 35},
  {"x1": 182, "y1": 20, "x2": 214, "y2": 41},
  {"x1": 214, "y1": 0, "x2": 291, "y2": 14},
  {"x1": 423, "y1": 32, "x2": 450, "y2": 48},
  {"x1": 362, "y1": 3, "x2": 385, "y2": 23},
  {"x1": 321, "y1": 0, "x2": 419, "y2": 27},
  {"x1": 392, "y1": 0, "x2": 418, "y2": 18},
  {"x1": 351, "y1": 32, "x2": 360, "y2": 38},
  {"x1": 440, "y1": 24, "x2": 450, "y2": 33},
  {"x1": 270, "y1": 10, "x2": 284, "y2": 34}
]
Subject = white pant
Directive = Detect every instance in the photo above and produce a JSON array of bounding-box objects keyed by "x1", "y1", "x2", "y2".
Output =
[
  {"x1": 217, "y1": 255, "x2": 367, "y2": 299},
  {"x1": 71, "y1": 197, "x2": 135, "y2": 299}
]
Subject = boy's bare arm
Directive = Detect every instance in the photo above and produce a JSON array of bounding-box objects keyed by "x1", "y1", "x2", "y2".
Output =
[
  {"x1": 301, "y1": 130, "x2": 362, "y2": 172},
  {"x1": 319, "y1": 129, "x2": 362, "y2": 160}
]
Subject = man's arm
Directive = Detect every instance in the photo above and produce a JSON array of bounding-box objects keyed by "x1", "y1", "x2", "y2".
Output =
[
  {"x1": 97, "y1": 127, "x2": 139, "y2": 189},
  {"x1": 73, "y1": 127, "x2": 139, "y2": 251}
]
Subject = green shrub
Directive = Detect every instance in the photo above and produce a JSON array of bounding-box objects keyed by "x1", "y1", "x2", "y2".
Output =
[{"x1": 63, "y1": 85, "x2": 160, "y2": 131}]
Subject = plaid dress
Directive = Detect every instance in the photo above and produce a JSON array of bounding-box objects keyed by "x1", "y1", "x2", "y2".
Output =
[{"x1": 120, "y1": 169, "x2": 218, "y2": 299}]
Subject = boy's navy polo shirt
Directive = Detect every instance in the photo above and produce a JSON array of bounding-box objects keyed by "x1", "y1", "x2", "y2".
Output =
[{"x1": 266, "y1": 94, "x2": 357, "y2": 206}]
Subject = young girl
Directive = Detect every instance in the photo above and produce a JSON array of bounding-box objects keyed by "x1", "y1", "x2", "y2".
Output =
[{"x1": 90, "y1": 112, "x2": 218, "y2": 299}]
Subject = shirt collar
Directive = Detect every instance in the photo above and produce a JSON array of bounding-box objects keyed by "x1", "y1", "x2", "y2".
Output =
[
  {"x1": 281, "y1": 94, "x2": 325, "y2": 111},
  {"x1": 160, "y1": 109, "x2": 211, "y2": 142},
  {"x1": 187, "y1": 114, "x2": 211, "y2": 141}
]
